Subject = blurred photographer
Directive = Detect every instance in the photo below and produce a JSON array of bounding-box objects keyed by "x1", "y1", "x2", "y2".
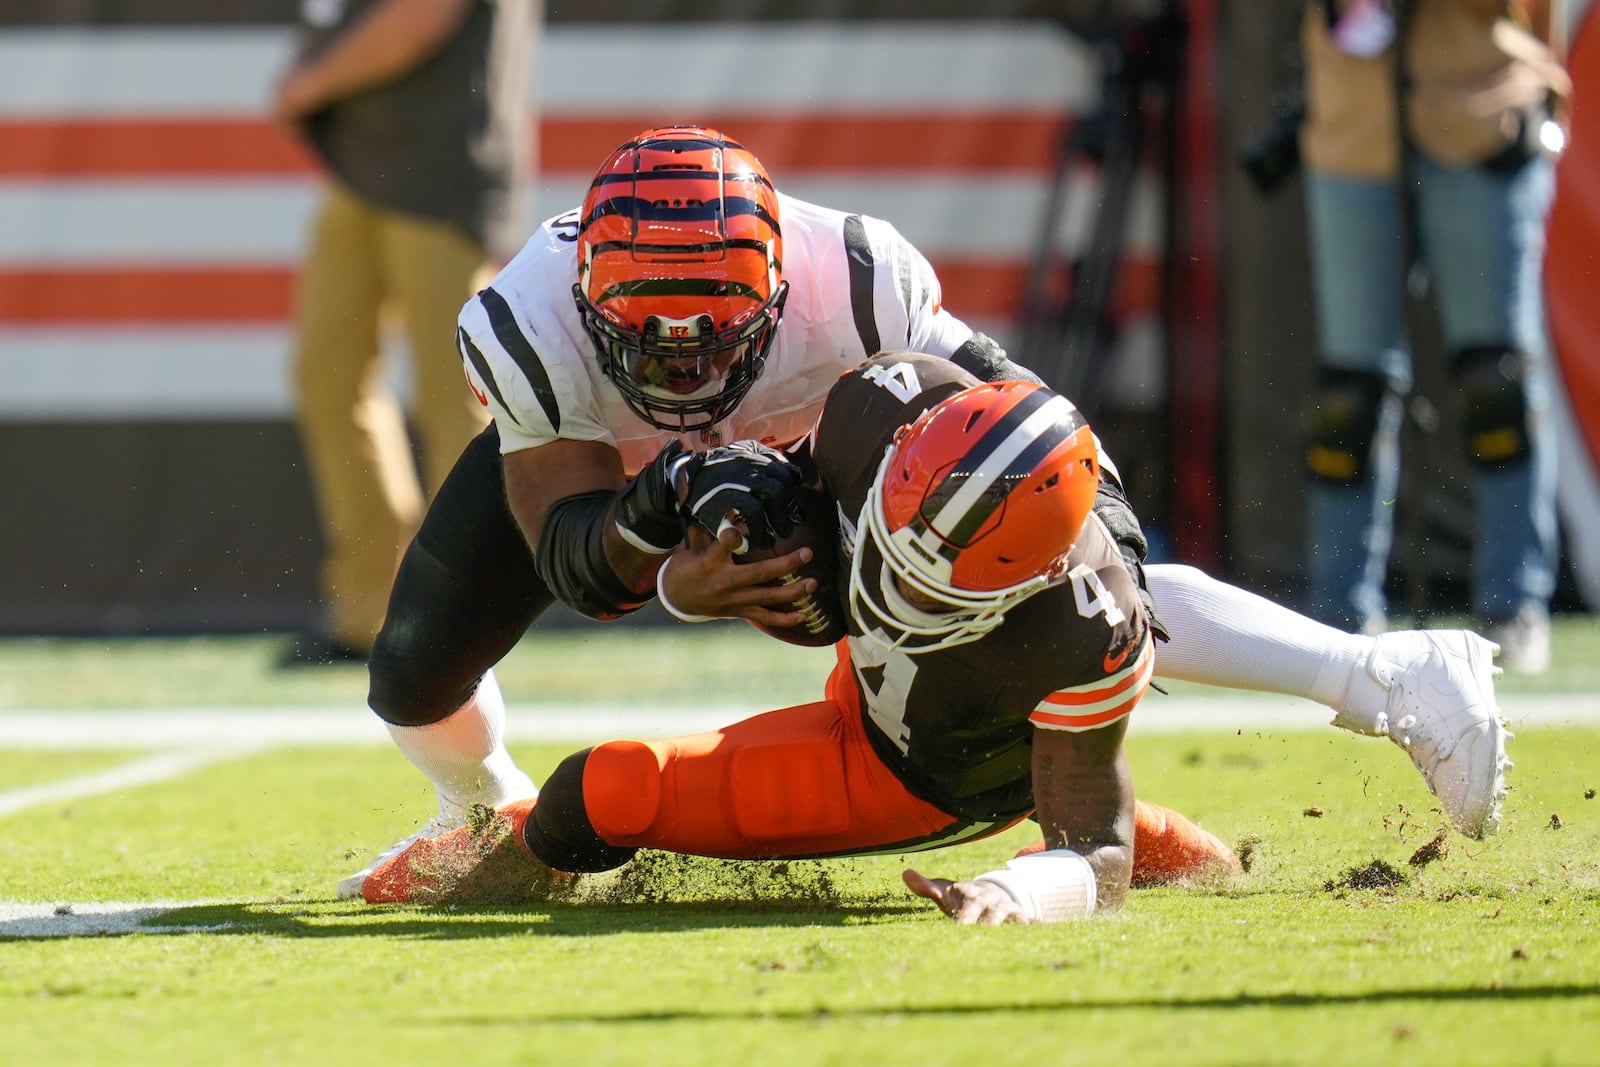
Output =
[{"x1": 1286, "y1": 0, "x2": 1569, "y2": 671}]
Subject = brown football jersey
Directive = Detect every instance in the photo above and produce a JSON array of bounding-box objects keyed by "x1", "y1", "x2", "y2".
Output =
[{"x1": 812, "y1": 352, "x2": 1152, "y2": 821}]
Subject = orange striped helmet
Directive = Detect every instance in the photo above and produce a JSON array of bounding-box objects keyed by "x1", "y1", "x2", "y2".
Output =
[
  {"x1": 848, "y1": 380, "x2": 1100, "y2": 653},
  {"x1": 572, "y1": 127, "x2": 788, "y2": 432}
]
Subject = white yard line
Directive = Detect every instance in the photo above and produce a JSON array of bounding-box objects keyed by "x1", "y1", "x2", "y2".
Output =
[
  {"x1": 0, "y1": 693, "x2": 1589, "y2": 823},
  {"x1": 0, "y1": 746, "x2": 262, "y2": 818},
  {"x1": 0, "y1": 901, "x2": 233, "y2": 939},
  {"x1": 0, "y1": 693, "x2": 1591, "y2": 936},
  {"x1": 0, "y1": 692, "x2": 1592, "y2": 751},
  {"x1": 0, "y1": 704, "x2": 738, "y2": 749}
]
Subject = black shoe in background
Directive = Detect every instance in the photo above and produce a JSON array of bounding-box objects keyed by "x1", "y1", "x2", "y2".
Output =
[{"x1": 276, "y1": 632, "x2": 367, "y2": 669}]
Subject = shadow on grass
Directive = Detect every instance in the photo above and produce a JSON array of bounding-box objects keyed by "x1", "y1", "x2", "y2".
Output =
[
  {"x1": 2, "y1": 853, "x2": 944, "y2": 940},
  {"x1": 0, "y1": 898, "x2": 926, "y2": 942},
  {"x1": 428, "y1": 982, "x2": 1600, "y2": 1028}
]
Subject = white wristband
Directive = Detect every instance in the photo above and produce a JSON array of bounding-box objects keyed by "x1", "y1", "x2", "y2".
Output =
[
  {"x1": 655, "y1": 554, "x2": 715, "y2": 623},
  {"x1": 971, "y1": 849, "x2": 1097, "y2": 922}
]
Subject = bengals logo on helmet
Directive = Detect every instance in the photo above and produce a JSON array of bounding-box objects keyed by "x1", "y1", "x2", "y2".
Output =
[{"x1": 571, "y1": 126, "x2": 789, "y2": 433}]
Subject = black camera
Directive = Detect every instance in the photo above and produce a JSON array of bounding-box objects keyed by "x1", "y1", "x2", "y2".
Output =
[{"x1": 1240, "y1": 88, "x2": 1307, "y2": 195}]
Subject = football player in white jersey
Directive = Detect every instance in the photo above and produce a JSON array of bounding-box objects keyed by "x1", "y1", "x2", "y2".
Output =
[{"x1": 340, "y1": 126, "x2": 1509, "y2": 903}]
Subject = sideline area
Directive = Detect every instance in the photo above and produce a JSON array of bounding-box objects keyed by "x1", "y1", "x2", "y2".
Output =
[
  {"x1": 1, "y1": 691, "x2": 1592, "y2": 749},
  {"x1": 1, "y1": 693, "x2": 1588, "y2": 821}
]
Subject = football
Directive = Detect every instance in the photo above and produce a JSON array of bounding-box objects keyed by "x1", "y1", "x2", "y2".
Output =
[{"x1": 736, "y1": 486, "x2": 849, "y2": 647}]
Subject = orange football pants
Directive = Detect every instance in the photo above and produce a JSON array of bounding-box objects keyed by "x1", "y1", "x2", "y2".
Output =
[
  {"x1": 571, "y1": 643, "x2": 1238, "y2": 884},
  {"x1": 580, "y1": 644, "x2": 1024, "y2": 859}
]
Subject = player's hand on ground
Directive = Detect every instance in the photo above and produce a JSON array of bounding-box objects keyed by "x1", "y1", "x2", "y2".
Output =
[
  {"x1": 660, "y1": 524, "x2": 815, "y2": 625},
  {"x1": 678, "y1": 442, "x2": 802, "y2": 551},
  {"x1": 903, "y1": 868, "x2": 1034, "y2": 926}
]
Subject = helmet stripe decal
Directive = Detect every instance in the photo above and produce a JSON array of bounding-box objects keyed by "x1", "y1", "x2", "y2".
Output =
[
  {"x1": 582, "y1": 196, "x2": 772, "y2": 228},
  {"x1": 592, "y1": 169, "x2": 777, "y2": 192},
  {"x1": 594, "y1": 278, "x2": 767, "y2": 302},
  {"x1": 842, "y1": 215, "x2": 882, "y2": 357},
  {"x1": 580, "y1": 197, "x2": 780, "y2": 239},
  {"x1": 478, "y1": 286, "x2": 561, "y2": 433},
  {"x1": 923, "y1": 392, "x2": 1086, "y2": 549},
  {"x1": 614, "y1": 132, "x2": 759, "y2": 157},
  {"x1": 587, "y1": 239, "x2": 773, "y2": 259}
]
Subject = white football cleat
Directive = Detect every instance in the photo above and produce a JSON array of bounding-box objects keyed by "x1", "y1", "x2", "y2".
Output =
[
  {"x1": 337, "y1": 813, "x2": 464, "y2": 901},
  {"x1": 1335, "y1": 630, "x2": 1511, "y2": 838}
]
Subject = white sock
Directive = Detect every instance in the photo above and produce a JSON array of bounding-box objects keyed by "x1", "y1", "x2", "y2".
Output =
[
  {"x1": 1145, "y1": 564, "x2": 1373, "y2": 714},
  {"x1": 383, "y1": 669, "x2": 538, "y2": 822}
]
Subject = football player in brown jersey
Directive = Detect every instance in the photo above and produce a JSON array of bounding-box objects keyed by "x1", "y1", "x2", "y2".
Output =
[
  {"x1": 343, "y1": 128, "x2": 1508, "y2": 903},
  {"x1": 360, "y1": 353, "x2": 1238, "y2": 921}
]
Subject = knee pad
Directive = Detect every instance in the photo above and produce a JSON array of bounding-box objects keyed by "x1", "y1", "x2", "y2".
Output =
[
  {"x1": 366, "y1": 553, "x2": 480, "y2": 727},
  {"x1": 367, "y1": 642, "x2": 460, "y2": 728},
  {"x1": 525, "y1": 748, "x2": 639, "y2": 873},
  {"x1": 1305, "y1": 367, "x2": 1397, "y2": 484},
  {"x1": 370, "y1": 422, "x2": 552, "y2": 726},
  {"x1": 725, "y1": 736, "x2": 852, "y2": 842},
  {"x1": 368, "y1": 541, "x2": 553, "y2": 728},
  {"x1": 1453, "y1": 346, "x2": 1532, "y2": 468},
  {"x1": 582, "y1": 713, "x2": 853, "y2": 857}
]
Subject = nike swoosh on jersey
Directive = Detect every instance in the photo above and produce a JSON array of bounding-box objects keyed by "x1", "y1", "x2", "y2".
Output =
[
  {"x1": 1103, "y1": 638, "x2": 1136, "y2": 674},
  {"x1": 1031, "y1": 635, "x2": 1154, "y2": 733}
]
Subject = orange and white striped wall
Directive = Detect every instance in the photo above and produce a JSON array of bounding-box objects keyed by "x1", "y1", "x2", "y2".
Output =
[{"x1": 0, "y1": 21, "x2": 1166, "y2": 421}]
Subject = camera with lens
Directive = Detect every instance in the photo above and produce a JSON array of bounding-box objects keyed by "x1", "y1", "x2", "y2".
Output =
[{"x1": 1240, "y1": 87, "x2": 1307, "y2": 195}]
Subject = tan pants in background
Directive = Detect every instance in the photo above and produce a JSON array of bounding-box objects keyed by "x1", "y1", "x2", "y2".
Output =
[{"x1": 290, "y1": 181, "x2": 492, "y2": 653}]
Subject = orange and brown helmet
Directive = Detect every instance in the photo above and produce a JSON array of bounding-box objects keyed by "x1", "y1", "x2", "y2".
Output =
[
  {"x1": 572, "y1": 126, "x2": 788, "y2": 432},
  {"x1": 848, "y1": 380, "x2": 1101, "y2": 653}
]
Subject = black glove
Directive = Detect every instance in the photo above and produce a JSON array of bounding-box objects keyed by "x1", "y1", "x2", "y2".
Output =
[
  {"x1": 680, "y1": 441, "x2": 803, "y2": 551},
  {"x1": 1093, "y1": 477, "x2": 1169, "y2": 642},
  {"x1": 614, "y1": 439, "x2": 694, "y2": 553}
]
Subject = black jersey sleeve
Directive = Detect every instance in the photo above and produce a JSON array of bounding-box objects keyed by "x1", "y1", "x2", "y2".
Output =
[{"x1": 812, "y1": 352, "x2": 978, "y2": 509}]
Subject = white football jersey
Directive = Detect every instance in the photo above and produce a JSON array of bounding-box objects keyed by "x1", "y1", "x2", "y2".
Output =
[{"x1": 456, "y1": 193, "x2": 977, "y2": 476}]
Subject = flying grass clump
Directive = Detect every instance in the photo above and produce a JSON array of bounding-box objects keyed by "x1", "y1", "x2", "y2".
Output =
[
  {"x1": 1407, "y1": 829, "x2": 1450, "y2": 869},
  {"x1": 1324, "y1": 859, "x2": 1407, "y2": 894},
  {"x1": 1235, "y1": 833, "x2": 1263, "y2": 873}
]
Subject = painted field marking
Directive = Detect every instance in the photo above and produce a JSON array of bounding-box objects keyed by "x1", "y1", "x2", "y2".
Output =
[
  {"x1": 0, "y1": 746, "x2": 262, "y2": 818},
  {"x1": 0, "y1": 693, "x2": 1589, "y2": 821},
  {"x1": 0, "y1": 691, "x2": 1591, "y2": 749},
  {"x1": 0, "y1": 694, "x2": 1591, "y2": 937},
  {"x1": 0, "y1": 901, "x2": 233, "y2": 939}
]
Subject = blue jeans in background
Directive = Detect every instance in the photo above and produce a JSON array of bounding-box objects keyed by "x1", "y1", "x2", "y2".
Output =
[{"x1": 1303, "y1": 152, "x2": 1559, "y2": 632}]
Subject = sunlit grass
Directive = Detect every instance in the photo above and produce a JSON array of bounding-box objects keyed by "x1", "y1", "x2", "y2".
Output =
[{"x1": 1, "y1": 623, "x2": 1597, "y2": 1065}]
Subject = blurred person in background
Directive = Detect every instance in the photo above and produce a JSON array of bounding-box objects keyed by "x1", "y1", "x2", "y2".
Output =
[
  {"x1": 1295, "y1": 0, "x2": 1569, "y2": 672},
  {"x1": 271, "y1": 0, "x2": 536, "y2": 666}
]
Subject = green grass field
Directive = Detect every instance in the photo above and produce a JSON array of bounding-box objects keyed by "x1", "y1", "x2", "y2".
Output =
[{"x1": 3, "y1": 622, "x2": 1598, "y2": 1066}]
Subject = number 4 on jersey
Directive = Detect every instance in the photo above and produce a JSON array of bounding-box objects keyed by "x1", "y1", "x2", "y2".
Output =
[
  {"x1": 860, "y1": 361, "x2": 922, "y2": 403},
  {"x1": 1068, "y1": 564, "x2": 1126, "y2": 628}
]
